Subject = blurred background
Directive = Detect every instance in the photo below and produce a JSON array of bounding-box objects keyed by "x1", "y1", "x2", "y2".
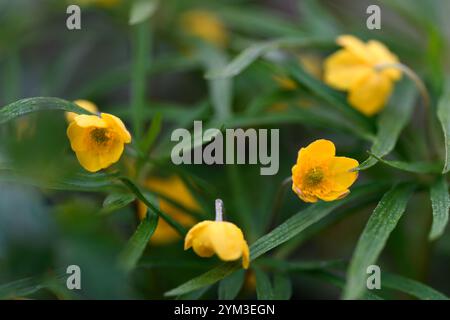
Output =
[{"x1": 0, "y1": 0, "x2": 449, "y2": 299}]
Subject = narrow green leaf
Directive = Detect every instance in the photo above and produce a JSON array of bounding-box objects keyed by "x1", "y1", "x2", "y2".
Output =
[
  {"x1": 118, "y1": 210, "x2": 158, "y2": 272},
  {"x1": 129, "y1": 0, "x2": 158, "y2": 25},
  {"x1": 0, "y1": 271, "x2": 66, "y2": 299},
  {"x1": 165, "y1": 183, "x2": 385, "y2": 297},
  {"x1": 254, "y1": 269, "x2": 274, "y2": 300},
  {"x1": 382, "y1": 272, "x2": 448, "y2": 300},
  {"x1": 288, "y1": 64, "x2": 374, "y2": 141},
  {"x1": 218, "y1": 269, "x2": 245, "y2": 300},
  {"x1": 273, "y1": 273, "x2": 292, "y2": 300},
  {"x1": 206, "y1": 37, "x2": 329, "y2": 79},
  {"x1": 429, "y1": 176, "x2": 450, "y2": 240},
  {"x1": 0, "y1": 165, "x2": 117, "y2": 192},
  {"x1": 357, "y1": 82, "x2": 417, "y2": 170},
  {"x1": 367, "y1": 154, "x2": 441, "y2": 174},
  {"x1": 343, "y1": 184, "x2": 414, "y2": 300},
  {"x1": 130, "y1": 20, "x2": 151, "y2": 139},
  {"x1": 101, "y1": 192, "x2": 136, "y2": 215},
  {"x1": 0, "y1": 97, "x2": 93, "y2": 124},
  {"x1": 437, "y1": 77, "x2": 450, "y2": 173},
  {"x1": 139, "y1": 112, "x2": 162, "y2": 155},
  {"x1": 199, "y1": 45, "x2": 232, "y2": 120}
]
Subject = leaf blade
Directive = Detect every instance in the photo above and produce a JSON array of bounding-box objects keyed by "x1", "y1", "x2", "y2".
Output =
[
  {"x1": 343, "y1": 184, "x2": 414, "y2": 299},
  {"x1": 118, "y1": 210, "x2": 159, "y2": 272},
  {"x1": 437, "y1": 78, "x2": 450, "y2": 173},
  {"x1": 429, "y1": 176, "x2": 450, "y2": 240}
]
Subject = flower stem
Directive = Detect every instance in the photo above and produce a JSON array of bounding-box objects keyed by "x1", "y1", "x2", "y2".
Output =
[
  {"x1": 376, "y1": 63, "x2": 436, "y2": 159},
  {"x1": 375, "y1": 63, "x2": 430, "y2": 109},
  {"x1": 268, "y1": 177, "x2": 292, "y2": 230}
]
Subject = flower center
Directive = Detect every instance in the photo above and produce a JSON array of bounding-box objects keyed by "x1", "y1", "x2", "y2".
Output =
[
  {"x1": 90, "y1": 128, "x2": 111, "y2": 145},
  {"x1": 304, "y1": 168, "x2": 324, "y2": 187}
]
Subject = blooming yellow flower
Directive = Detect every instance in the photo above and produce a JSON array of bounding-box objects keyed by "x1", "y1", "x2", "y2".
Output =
[
  {"x1": 180, "y1": 10, "x2": 228, "y2": 47},
  {"x1": 184, "y1": 200, "x2": 250, "y2": 269},
  {"x1": 324, "y1": 35, "x2": 402, "y2": 116},
  {"x1": 65, "y1": 100, "x2": 99, "y2": 123},
  {"x1": 291, "y1": 139, "x2": 359, "y2": 203},
  {"x1": 137, "y1": 176, "x2": 198, "y2": 245},
  {"x1": 67, "y1": 113, "x2": 131, "y2": 172}
]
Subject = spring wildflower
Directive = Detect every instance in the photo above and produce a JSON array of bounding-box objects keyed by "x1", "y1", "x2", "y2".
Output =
[
  {"x1": 291, "y1": 139, "x2": 359, "y2": 203},
  {"x1": 137, "y1": 176, "x2": 198, "y2": 245},
  {"x1": 180, "y1": 10, "x2": 228, "y2": 47},
  {"x1": 67, "y1": 113, "x2": 131, "y2": 172},
  {"x1": 184, "y1": 199, "x2": 250, "y2": 269},
  {"x1": 324, "y1": 35, "x2": 402, "y2": 116},
  {"x1": 65, "y1": 100, "x2": 99, "y2": 123}
]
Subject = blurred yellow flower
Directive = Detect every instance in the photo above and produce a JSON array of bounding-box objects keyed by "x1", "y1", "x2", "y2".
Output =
[
  {"x1": 180, "y1": 10, "x2": 228, "y2": 47},
  {"x1": 291, "y1": 139, "x2": 359, "y2": 203},
  {"x1": 65, "y1": 100, "x2": 99, "y2": 123},
  {"x1": 67, "y1": 113, "x2": 131, "y2": 172},
  {"x1": 324, "y1": 35, "x2": 401, "y2": 116},
  {"x1": 184, "y1": 199, "x2": 250, "y2": 269},
  {"x1": 137, "y1": 176, "x2": 198, "y2": 245}
]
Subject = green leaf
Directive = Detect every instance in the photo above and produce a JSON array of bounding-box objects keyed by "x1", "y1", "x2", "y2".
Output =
[
  {"x1": 206, "y1": 37, "x2": 329, "y2": 79},
  {"x1": 429, "y1": 176, "x2": 450, "y2": 240},
  {"x1": 254, "y1": 269, "x2": 274, "y2": 300},
  {"x1": 199, "y1": 44, "x2": 232, "y2": 120},
  {"x1": 139, "y1": 112, "x2": 162, "y2": 155},
  {"x1": 437, "y1": 77, "x2": 450, "y2": 173},
  {"x1": 0, "y1": 97, "x2": 93, "y2": 124},
  {"x1": 165, "y1": 183, "x2": 385, "y2": 297},
  {"x1": 343, "y1": 184, "x2": 414, "y2": 299},
  {"x1": 0, "y1": 271, "x2": 66, "y2": 299},
  {"x1": 101, "y1": 192, "x2": 136, "y2": 215},
  {"x1": 288, "y1": 63, "x2": 374, "y2": 141},
  {"x1": 382, "y1": 272, "x2": 448, "y2": 300},
  {"x1": 129, "y1": 0, "x2": 159, "y2": 25},
  {"x1": 367, "y1": 154, "x2": 441, "y2": 174},
  {"x1": 273, "y1": 273, "x2": 292, "y2": 300},
  {"x1": 357, "y1": 82, "x2": 417, "y2": 170},
  {"x1": 118, "y1": 210, "x2": 159, "y2": 272},
  {"x1": 0, "y1": 165, "x2": 117, "y2": 192},
  {"x1": 218, "y1": 269, "x2": 245, "y2": 300}
]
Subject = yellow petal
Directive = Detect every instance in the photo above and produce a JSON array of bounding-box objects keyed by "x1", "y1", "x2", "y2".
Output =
[
  {"x1": 348, "y1": 72, "x2": 393, "y2": 116},
  {"x1": 67, "y1": 122, "x2": 89, "y2": 152},
  {"x1": 209, "y1": 222, "x2": 245, "y2": 261},
  {"x1": 101, "y1": 113, "x2": 131, "y2": 143},
  {"x1": 184, "y1": 221, "x2": 212, "y2": 251},
  {"x1": 329, "y1": 156, "x2": 359, "y2": 190},
  {"x1": 299, "y1": 139, "x2": 336, "y2": 163},
  {"x1": 337, "y1": 35, "x2": 372, "y2": 63},
  {"x1": 73, "y1": 114, "x2": 107, "y2": 128},
  {"x1": 324, "y1": 49, "x2": 372, "y2": 90},
  {"x1": 241, "y1": 241, "x2": 250, "y2": 269},
  {"x1": 292, "y1": 184, "x2": 318, "y2": 203},
  {"x1": 367, "y1": 40, "x2": 401, "y2": 80},
  {"x1": 74, "y1": 140, "x2": 123, "y2": 172},
  {"x1": 319, "y1": 189, "x2": 350, "y2": 201}
]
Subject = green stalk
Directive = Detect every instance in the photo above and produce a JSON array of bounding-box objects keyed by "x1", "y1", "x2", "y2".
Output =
[{"x1": 130, "y1": 21, "x2": 151, "y2": 141}]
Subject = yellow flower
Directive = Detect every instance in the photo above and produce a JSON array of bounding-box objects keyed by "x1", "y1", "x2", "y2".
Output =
[
  {"x1": 137, "y1": 176, "x2": 198, "y2": 245},
  {"x1": 324, "y1": 35, "x2": 402, "y2": 116},
  {"x1": 180, "y1": 10, "x2": 228, "y2": 47},
  {"x1": 291, "y1": 139, "x2": 359, "y2": 203},
  {"x1": 184, "y1": 200, "x2": 250, "y2": 269},
  {"x1": 65, "y1": 100, "x2": 99, "y2": 123},
  {"x1": 67, "y1": 113, "x2": 131, "y2": 172}
]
